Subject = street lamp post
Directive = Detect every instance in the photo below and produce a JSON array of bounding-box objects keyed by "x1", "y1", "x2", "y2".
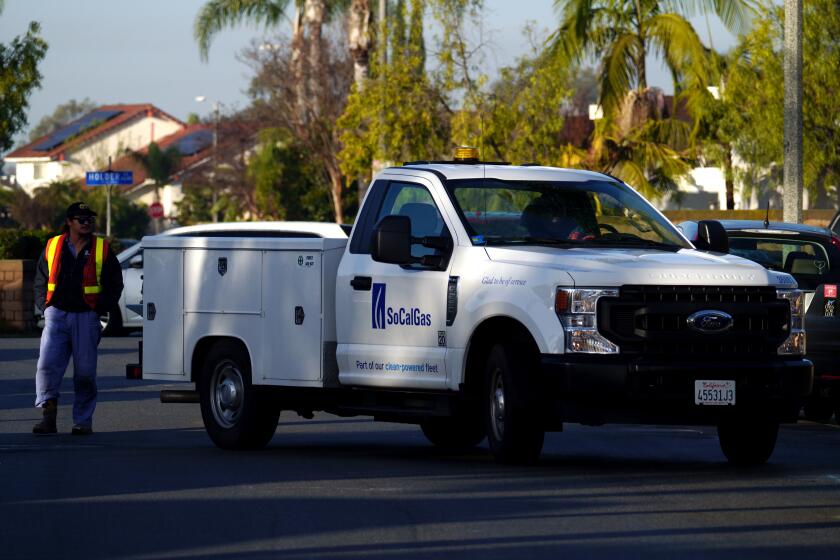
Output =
[
  {"x1": 195, "y1": 96, "x2": 220, "y2": 222},
  {"x1": 783, "y1": 0, "x2": 803, "y2": 224}
]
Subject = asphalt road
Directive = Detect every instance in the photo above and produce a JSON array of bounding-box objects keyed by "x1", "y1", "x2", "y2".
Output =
[{"x1": 1, "y1": 336, "x2": 840, "y2": 560}]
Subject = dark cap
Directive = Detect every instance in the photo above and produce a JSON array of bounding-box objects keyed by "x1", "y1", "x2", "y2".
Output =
[{"x1": 66, "y1": 202, "x2": 97, "y2": 219}]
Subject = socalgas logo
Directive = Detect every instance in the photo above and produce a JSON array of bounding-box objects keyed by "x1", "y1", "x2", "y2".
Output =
[{"x1": 372, "y1": 282, "x2": 432, "y2": 329}]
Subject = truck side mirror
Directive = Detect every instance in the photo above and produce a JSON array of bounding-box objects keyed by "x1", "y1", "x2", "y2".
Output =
[
  {"x1": 129, "y1": 254, "x2": 143, "y2": 268},
  {"x1": 371, "y1": 215, "x2": 412, "y2": 265},
  {"x1": 695, "y1": 220, "x2": 729, "y2": 254}
]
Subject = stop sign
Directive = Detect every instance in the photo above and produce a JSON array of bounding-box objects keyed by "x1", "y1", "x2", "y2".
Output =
[{"x1": 148, "y1": 201, "x2": 164, "y2": 219}]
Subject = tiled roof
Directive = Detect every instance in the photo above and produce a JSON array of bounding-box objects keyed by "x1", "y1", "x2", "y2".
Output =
[
  {"x1": 106, "y1": 120, "x2": 261, "y2": 189},
  {"x1": 106, "y1": 124, "x2": 214, "y2": 188},
  {"x1": 5, "y1": 104, "x2": 183, "y2": 160}
]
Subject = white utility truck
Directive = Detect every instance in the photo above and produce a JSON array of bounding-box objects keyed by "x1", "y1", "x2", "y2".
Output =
[{"x1": 138, "y1": 155, "x2": 812, "y2": 465}]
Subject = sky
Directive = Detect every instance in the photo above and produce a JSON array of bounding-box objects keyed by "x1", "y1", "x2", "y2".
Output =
[{"x1": 1, "y1": 0, "x2": 737, "y2": 150}]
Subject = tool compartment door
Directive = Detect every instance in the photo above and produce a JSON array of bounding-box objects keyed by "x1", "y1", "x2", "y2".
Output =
[
  {"x1": 142, "y1": 247, "x2": 184, "y2": 379},
  {"x1": 260, "y1": 251, "x2": 323, "y2": 382}
]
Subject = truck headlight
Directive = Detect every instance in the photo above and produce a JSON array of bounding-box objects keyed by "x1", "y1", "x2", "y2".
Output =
[
  {"x1": 777, "y1": 289, "x2": 806, "y2": 355},
  {"x1": 555, "y1": 288, "x2": 620, "y2": 354}
]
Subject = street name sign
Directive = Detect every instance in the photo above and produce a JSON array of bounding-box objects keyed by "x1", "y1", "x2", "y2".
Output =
[{"x1": 86, "y1": 171, "x2": 134, "y2": 185}]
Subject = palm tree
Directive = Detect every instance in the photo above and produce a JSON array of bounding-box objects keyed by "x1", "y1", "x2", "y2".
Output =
[
  {"x1": 551, "y1": 0, "x2": 754, "y2": 126},
  {"x1": 194, "y1": 0, "x2": 371, "y2": 90},
  {"x1": 130, "y1": 143, "x2": 181, "y2": 230}
]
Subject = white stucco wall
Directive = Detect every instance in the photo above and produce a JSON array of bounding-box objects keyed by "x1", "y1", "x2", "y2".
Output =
[
  {"x1": 129, "y1": 181, "x2": 184, "y2": 219},
  {"x1": 661, "y1": 167, "x2": 729, "y2": 210}
]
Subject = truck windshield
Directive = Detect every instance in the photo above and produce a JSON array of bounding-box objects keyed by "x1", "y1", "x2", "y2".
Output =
[{"x1": 445, "y1": 178, "x2": 690, "y2": 250}]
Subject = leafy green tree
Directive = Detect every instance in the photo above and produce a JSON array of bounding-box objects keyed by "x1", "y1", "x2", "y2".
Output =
[
  {"x1": 129, "y1": 142, "x2": 182, "y2": 199},
  {"x1": 28, "y1": 98, "x2": 97, "y2": 141},
  {"x1": 4, "y1": 179, "x2": 149, "y2": 238},
  {"x1": 551, "y1": 0, "x2": 754, "y2": 124},
  {"x1": 722, "y1": 0, "x2": 840, "y2": 207},
  {"x1": 248, "y1": 127, "x2": 334, "y2": 220},
  {"x1": 457, "y1": 29, "x2": 576, "y2": 166},
  {"x1": 129, "y1": 142, "x2": 181, "y2": 231},
  {"x1": 339, "y1": 0, "x2": 448, "y2": 180},
  {"x1": 0, "y1": 2, "x2": 48, "y2": 153},
  {"x1": 195, "y1": 0, "x2": 293, "y2": 60}
]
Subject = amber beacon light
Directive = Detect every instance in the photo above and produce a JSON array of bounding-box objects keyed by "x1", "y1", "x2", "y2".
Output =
[{"x1": 453, "y1": 146, "x2": 479, "y2": 161}]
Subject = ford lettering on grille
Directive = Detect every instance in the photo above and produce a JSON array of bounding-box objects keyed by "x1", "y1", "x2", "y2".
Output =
[{"x1": 686, "y1": 310, "x2": 733, "y2": 334}]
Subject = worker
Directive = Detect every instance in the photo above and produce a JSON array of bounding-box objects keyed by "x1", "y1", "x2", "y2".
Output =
[{"x1": 32, "y1": 202, "x2": 123, "y2": 435}]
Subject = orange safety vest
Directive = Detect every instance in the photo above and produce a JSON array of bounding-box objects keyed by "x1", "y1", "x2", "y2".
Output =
[{"x1": 44, "y1": 234, "x2": 109, "y2": 310}]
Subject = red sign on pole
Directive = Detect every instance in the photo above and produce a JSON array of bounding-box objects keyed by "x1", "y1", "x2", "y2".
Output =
[{"x1": 148, "y1": 201, "x2": 164, "y2": 219}]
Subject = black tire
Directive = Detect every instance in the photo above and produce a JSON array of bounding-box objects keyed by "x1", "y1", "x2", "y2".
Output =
[
  {"x1": 803, "y1": 398, "x2": 834, "y2": 424},
  {"x1": 485, "y1": 341, "x2": 545, "y2": 464},
  {"x1": 717, "y1": 418, "x2": 779, "y2": 466},
  {"x1": 420, "y1": 415, "x2": 486, "y2": 451},
  {"x1": 100, "y1": 305, "x2": 124, "y2": 336},
  {"x1": 199, "y1": 340, "x2": 280, "y2": 450}
]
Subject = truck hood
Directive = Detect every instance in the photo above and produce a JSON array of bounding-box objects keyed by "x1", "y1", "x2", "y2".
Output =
[{"x1": 484, "y1": 246, "x2": 798, "y2": 288}]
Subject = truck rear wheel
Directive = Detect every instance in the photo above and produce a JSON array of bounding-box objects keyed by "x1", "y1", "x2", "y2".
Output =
[
  {"x1": 717, "y1": 418, "x2": 779, "y2": 466},
  {"x1": 420, "y1": 415, "x2": 485, "y2": 451},
  {"x1": 199, "y1": 341, "x2": 279, "y2": 450},
  {"x1": 485, "y1": 341, "x2": 545, "y2": 464}
]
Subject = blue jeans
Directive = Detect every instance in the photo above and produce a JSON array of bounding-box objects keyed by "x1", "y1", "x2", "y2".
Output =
[{"x1": 35, "y1": 306, "x2": 102, "y2": 427}]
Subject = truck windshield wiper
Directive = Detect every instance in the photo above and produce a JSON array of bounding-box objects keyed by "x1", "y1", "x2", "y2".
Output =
[
  {"x1": 484, "y1": 237, "x2": 582, "y2": 247},
  {"x1": 588, "y1": 236, "x2": 683, "y2": 252}
]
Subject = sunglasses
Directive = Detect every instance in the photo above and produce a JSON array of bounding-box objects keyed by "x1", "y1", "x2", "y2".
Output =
[{"x1": 72, "y1": 216, "x2": 96, "y2": 225}]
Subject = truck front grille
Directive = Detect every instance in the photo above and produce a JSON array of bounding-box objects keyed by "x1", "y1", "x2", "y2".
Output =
[{"x1": 597, "y1": 286, "x2": 790, "y2": 359}]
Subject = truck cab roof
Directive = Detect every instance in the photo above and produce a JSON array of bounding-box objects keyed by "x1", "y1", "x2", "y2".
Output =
[{"x1": 392, "y1": 163, "x2": 614, "y2": 184}]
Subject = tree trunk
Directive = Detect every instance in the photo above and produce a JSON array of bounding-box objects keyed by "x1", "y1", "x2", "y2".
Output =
[
  {"x1": 725, "y1": 145, "x2": 735, "y2": 210},
  {"x1": 347, "y1": 0, "x2": 372, "y2": 206},
  {"x1": 348, "y1": 0, "x2": 372, "y2": 87},
  {"x1": 327, "y1": 164, "x2": 344, "y2": 224},
  {"x1": 305, "y1": 0, "x2": 326, "y2": 116},
  {"x1": 617, "y1": 87, "x2": 665, "y2": 139},
  {"x1": 291, "y1": 4, "x2": 306, "y2": 117}
]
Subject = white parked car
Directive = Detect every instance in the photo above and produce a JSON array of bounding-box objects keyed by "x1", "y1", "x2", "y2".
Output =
[{"x1": 101, "y1": 221, "x2": 349, "y2": 334}]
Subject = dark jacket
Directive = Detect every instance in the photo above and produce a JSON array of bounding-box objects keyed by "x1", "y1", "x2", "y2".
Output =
[{"x1": 33, "y1": 236, "x2": 124, "y2": 314}]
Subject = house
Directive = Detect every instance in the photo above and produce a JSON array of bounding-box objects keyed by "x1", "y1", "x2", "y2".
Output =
[
  {"x1": 4, "y1": 104, "x2": 184, "y2": 195},
  {"x1": 107, "y1": 124, "x2": 216, "y2": 221}
]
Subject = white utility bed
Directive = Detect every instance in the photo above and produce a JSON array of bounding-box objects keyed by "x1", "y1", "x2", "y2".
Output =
[{"x1": 141, "y1": 235, "x2": 347, "y2": 387}]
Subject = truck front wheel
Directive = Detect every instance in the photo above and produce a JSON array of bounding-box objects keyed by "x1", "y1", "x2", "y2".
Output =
[
  {"x1": 199, "y1": 341, "x2": 280, "y2": 450},
  {"x1": 717, "y1": 418, "x2": 779, "y2": 466},
  {"x1": 485, "y1": 341, "x2": 545, "y2": 464}
]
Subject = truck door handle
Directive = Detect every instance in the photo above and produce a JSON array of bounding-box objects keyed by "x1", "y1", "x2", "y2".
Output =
[{"x1": 351, "y1": 276, "x2": 372, "y2": 291}]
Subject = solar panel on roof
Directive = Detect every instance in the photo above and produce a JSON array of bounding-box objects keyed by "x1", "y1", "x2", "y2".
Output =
[
  {"x1": 32, "y1": 110, "x2": 123, "y2": 151},
  {"x1": 174, "y1": 129, "x2": 214, "y2": 156}
]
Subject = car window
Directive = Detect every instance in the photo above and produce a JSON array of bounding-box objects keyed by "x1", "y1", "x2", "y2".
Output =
[
  {"x1": 375, "y1": 182, "x2": 448, "y2": 258},
  {"x1": 729, "y1": 237, "x2": 831, "y2": 275}
]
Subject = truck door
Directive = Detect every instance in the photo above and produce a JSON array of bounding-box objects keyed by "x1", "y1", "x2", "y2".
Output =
[{"x1": 337, "y1": 178, "x2": 454, "y2": 389}]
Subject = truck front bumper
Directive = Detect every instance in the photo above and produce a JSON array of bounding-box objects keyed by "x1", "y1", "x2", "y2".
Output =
[{"x1": 539, "y1": 355, "x2": 813, "y2": 426}]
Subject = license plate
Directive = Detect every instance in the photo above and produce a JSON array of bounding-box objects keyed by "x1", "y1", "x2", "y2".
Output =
[{"x1": 694, "y1": 380, "x2": 736, "y2": 406}]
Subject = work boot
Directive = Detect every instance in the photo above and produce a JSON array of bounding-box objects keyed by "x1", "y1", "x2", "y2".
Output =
[
  {"x1": 32, "y1": 399, "x2": 57, "y2": 435},
  {"x1": 71, "y1": 424, "x2": 93, "y2": 436}
]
